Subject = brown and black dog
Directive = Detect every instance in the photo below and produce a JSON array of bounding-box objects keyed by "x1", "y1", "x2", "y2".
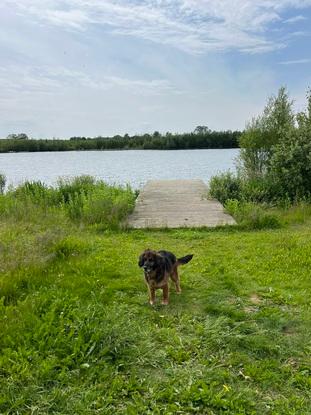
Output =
[{"x1": 138, "y1": 249, "x2": 193, "y2": 305}]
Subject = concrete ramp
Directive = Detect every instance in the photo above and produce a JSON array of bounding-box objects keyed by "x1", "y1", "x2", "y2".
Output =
[{"x1": 127, "y1": 179, "x2": 236, "y2": 228}]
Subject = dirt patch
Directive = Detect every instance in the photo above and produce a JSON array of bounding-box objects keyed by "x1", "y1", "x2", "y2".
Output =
[
  {"x1": 244, "y1": 306, "x2": 259, "y2": 314},
  {"x1": 282, "y1": 325, "x2": 296, "y2": 336},
  {"x1": 250, "y1": 293, "x2": 262, "y2": 305}
]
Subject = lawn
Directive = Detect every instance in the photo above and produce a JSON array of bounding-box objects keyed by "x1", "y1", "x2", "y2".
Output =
[{"x1": 1, "y1": 211, "x2": 311, "y2": 414}]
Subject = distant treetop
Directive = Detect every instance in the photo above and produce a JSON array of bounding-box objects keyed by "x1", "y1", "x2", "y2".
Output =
[{"x1": 7, "y1": 133, "x2": 29, "y2": 140}]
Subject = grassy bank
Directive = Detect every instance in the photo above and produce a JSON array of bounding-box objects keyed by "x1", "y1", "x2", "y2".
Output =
[
  {"x1": 0, "y1": 184, "x2": 311, "y2": 414},
  {"x1": 0, "y1": 176, "x2": 136, "y2": 229}
]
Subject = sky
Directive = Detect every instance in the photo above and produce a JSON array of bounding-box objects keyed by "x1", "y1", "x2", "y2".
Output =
[{"x1": 0, "y1": 0, "x2": 311, "y2": 138}]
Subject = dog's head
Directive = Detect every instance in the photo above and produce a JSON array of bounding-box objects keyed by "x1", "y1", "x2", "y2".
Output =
[{"x1": 138, "y1": 249, "x2": 163, "y2": 274}]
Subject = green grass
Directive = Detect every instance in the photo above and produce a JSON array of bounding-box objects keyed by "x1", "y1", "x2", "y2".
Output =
[{"x1": 1, "y1": 204, "x2": 311, "y2": 413}]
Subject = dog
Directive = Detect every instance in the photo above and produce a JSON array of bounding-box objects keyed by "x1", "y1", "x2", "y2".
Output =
[{"x1": 138, "y1": 249, "x2": 193, "y2": 305}]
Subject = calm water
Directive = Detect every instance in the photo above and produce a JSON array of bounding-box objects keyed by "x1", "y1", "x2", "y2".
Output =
[{"x1": 0, "y1": 149, "x2": 239, "y2": 189}]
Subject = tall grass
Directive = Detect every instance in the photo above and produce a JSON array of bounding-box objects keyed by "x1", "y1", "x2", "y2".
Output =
[{"x1": 0, "y1": 176, "x2": 135, "y2": 228}]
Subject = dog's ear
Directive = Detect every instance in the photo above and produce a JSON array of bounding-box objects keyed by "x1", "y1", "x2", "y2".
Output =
[{"x1": 138, "y1": 253, "x2": 145, "y2": 267}]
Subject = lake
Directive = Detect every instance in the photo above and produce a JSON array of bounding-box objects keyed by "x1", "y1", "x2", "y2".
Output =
[{"x1": 0, "y1": 149, "x2": 239, "y2": 189}]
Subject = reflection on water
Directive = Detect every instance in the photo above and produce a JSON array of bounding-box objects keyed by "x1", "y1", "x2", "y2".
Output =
[{"x1": 0, "y1": 149, "x2": 239, "y2": 189}]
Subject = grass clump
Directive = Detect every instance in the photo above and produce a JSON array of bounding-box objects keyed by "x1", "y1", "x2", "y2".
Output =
[{"x1": 225, "y1": 199, "x2": 282, "y2": 230}]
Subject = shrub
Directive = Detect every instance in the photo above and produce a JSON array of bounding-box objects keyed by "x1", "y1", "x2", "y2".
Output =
[
  {"x1": 210, "y1": 87, "x2": 311, "y2": 206},
  {"x1": 239, "y1": 86, "x2": 295, "y2": 180},
  {"x1": 0, "y1": 174, "x2": 6, "y2": 194},
  {"x1": 268, "y1": 127, "x2": 311, "y2": 201},
  {"x1": 240, "y1": 177, "x2": 281, "y2": 203},
  {"x1": 209, "y1": 172, "x2": 242, "y2": 204}
]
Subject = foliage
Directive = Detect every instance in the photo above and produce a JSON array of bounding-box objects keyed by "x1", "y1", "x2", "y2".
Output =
[
  {"x1": 0, "y1": 210, "x2": 311, "y2": 413},
  {"x1": 0, "y1": 176, "x2": 135, "y2": 228},
  {"x1": 0, "y1": 128, "x2": 241, "y2": 152},
  {"x1": 268, "y1": 89, "x2": 311, "y2": 201},
  {"x1": 225, "y1": 199, "x2": 281, "y2": 230},
  {"x1": 209, "y1": 172, "x2": 243, "y2": 204},
  {"x1": 269, "y1": 128, "x2": 311, "y2": 200},
  {"x1": 56, "y1": 175, "x2": 97, "y2": 203},
  {"x1": 209, "y1": 173, "x2": 278, "y2": 204},
  {"x1": 193, "y1": 125, "x2": 211, "y2": 135},
  {"x1": 239, "y1": 86, "x2": 295, "y2": 179},
  {"x1": 0, "y1": 173, "x2": 6, "y2": 194},
  {"x1": 211, "y1": 86, "x2": 311, "y2": 205},
  {"x1": 6, "y1": 132, "x2": 29, "y2": 140}
]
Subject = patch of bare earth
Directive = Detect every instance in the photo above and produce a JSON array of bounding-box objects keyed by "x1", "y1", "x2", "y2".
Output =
[
  {"x1": 244, "y1": 293, "x2": 263, "y2": 313},
  {"x1": 250, "y1": 293, "x2": 262, "y2": 305}
]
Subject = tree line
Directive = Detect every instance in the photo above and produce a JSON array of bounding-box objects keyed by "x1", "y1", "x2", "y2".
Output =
[{"x1": 0, "y1": 127, "x2": 241, "y2": 153}]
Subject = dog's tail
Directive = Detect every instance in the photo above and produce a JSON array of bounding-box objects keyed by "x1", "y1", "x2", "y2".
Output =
[{"x1": 177, "y1": 254, "x2": 193, "y2": 266}]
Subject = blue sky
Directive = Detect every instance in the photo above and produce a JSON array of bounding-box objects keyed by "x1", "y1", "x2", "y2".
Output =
[{"x1": 0, "y1": 0, "x2": 311, "y2": 138}]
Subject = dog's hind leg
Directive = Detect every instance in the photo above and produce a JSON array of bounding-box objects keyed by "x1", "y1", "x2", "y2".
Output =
[{"x1": 170, "y1": 267, "x2": 181, "y2": 294}]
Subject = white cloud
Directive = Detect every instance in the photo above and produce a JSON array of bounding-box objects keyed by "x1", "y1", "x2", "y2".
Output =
[
  {"x1": 3, "y1": 0, "x2": 311, "y2": 54},
  {"x1": 0, "y1": 65, "x2": 179, "y2": 101},
  {"x1": 279, "y1": 58, "x2": 311, "y2": 64},
  {"x1": 283, "y1": 14, "x2": 307, "y2": 23}
]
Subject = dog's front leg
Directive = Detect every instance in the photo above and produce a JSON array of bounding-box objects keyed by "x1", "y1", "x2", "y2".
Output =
[
  {"x1": 148, "y1": 286, "x2": 156, "y2": 305},
  {"x1": 161, "y1": 284, "x2": 169, "y2": 305}
]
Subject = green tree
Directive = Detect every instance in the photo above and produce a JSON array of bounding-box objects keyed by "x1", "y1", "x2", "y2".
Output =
[
  {"x1": 194, "y1": 125, "x2": 210, "y2": 135},
  {"x1": 269, "y1": 89, "x2": 311, "y2": 200},
  {"x1": 239, "y1": 86, "x2": 295, "y2": 179},
  {"x1": 7, "y1": 133, "x2": 29, "y2": 140}
]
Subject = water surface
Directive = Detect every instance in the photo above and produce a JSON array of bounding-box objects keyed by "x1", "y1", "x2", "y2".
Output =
[{"x1": 0, "y1": 149, "x2": 239, "y2": 189}]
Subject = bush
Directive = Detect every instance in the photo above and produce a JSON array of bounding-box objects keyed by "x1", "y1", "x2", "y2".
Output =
[
  {"x1": 209, "y1": 172, "x2": 242, "y2": 204},
  {"x1": 211, "y1": 87, "x2": 311, "y2": 206},
  {"x1": 268, "y1": 128, "x2": 311, "y2": 201},
  {"x1": 240, "y1": 177, "x2": 282, "y2": 203},
  {"x1": 0, "y1": 174, "x2": 6, "y2": 194},
  {"x1": 239, "y1": 86, "x2": 295, "y2": 180},
  {"x1": 236, "y1": 86, "x2": 311, "y2": 204}
]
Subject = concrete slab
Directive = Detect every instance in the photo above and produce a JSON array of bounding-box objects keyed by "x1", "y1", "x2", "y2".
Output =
[{"x1": 127, "y1": 179, "x2": 236, "y2": 228}]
